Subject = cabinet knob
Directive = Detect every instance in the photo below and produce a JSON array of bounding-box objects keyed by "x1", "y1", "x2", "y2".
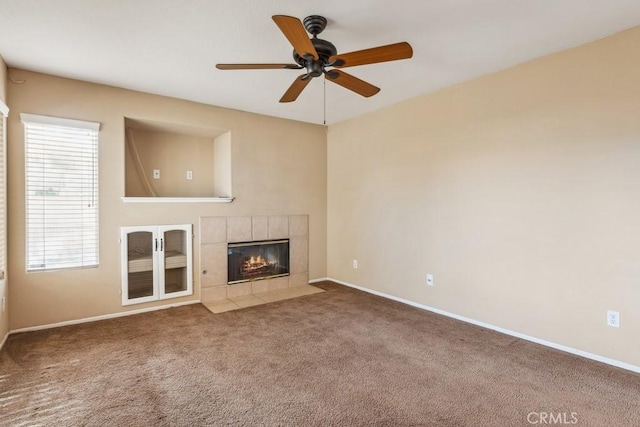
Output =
[{"x1": 202, "y1": 269, "x2": 208, "y2": 275}]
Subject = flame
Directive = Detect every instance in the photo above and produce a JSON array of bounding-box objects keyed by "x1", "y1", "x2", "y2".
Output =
[{"x1": 243, "y1": 254, "x2": 271, "y2": 272}]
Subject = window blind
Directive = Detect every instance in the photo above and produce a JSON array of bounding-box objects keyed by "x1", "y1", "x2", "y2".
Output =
[
  {"x1": 21, "y1": 114, "x2": 100, "y2": 271},
  {"x1": 0, "y1": 103, "x2": 7, "y2": 280}
]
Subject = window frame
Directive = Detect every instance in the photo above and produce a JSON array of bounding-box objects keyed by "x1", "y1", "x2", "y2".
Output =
[{"x1": 0, "y1": 101, "x2": 8, "y2": 281}]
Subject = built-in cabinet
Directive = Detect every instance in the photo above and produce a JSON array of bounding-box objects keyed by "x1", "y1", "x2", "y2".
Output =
[{"x1": 121, "y1": 224, "x2": 193, "y2": 305}]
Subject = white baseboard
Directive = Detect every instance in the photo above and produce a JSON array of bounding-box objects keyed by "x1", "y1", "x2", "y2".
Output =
[
  {"x1": 10, "y1": 300, "x2": 201, "y2": 334},
  {"x1": 308, "y1": 277, "x2": 330, "y2": 284},
  {"x1": 0, "y1": 331, "x2": 8, "y2": 351},
  {"x1": 328, "y1": 277, "x2": 640, "y2": 374}
]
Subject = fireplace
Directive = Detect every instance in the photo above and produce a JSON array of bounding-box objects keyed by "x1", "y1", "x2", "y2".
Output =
[{"x1": 227, "y1": 239, "x2": 290, "y2": 284}]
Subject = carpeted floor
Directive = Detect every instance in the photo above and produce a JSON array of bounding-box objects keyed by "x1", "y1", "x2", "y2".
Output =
[{"x1": 1, "y1": 281, "x2": 638, "y2": 426}]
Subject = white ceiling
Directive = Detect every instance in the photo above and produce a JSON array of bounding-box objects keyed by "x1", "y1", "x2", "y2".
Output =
[{"x1": 1, "y1": 0, "x2": 639, "y2": 125}]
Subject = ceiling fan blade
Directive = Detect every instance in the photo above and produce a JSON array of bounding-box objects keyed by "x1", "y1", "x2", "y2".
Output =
[
  {"x1": 280, "y1": 74, "x2": 312, "y2": 103},
  {"x1": 216, "y1": 63, "x2": 302, "y2": 70},
  {"x1": 329, "y1": 42, "x2": 413, "y2": 68},
  {"x1": 325, "y1": 70, "x2": 380, "y2": 98},
  {"x1": 272, "y1": 15, "x2": 319, "y2": 60}
]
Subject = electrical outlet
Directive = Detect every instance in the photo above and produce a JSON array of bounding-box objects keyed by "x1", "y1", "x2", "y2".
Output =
[
  {"x1": 426, "y1": 273, "x2": 434, "y2": 286},
  {"x1": 186, "y1": 171, "x2": 193, "y2": 180},
  {"x1": 153, "y1": 169, "x2": 160, "y2": 179},
  {"x1": 607, "y1": 310, "x2": 620, "y2": 328},
  {"x1": 352, "y1": 259, "x2": 358, "y2": 269}
]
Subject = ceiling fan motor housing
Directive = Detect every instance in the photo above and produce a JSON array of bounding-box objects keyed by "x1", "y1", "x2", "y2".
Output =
[
  {"x1": 290, "y1": 15, "x2": 337, "y2": 77},
  {"x1": 293, "y1": 38, "x2": 337, "y2": 76}
]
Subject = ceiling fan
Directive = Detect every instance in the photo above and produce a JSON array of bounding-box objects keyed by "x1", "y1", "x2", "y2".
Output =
[{"x1": 216, "y1": 15, "x2": 413, "y2": 103}]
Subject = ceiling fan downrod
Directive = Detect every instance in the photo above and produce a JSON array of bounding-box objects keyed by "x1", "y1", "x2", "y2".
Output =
[{"x1": 303, "y1": 15, "x2": 328, "y2": 36}]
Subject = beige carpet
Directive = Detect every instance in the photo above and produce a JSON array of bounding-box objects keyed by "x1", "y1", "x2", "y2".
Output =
[{"x1": 1, "y1": 281, "x2": 638, "y2": 426}]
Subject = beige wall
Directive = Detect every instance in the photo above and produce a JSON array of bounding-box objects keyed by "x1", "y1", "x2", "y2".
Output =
[
  {"x1": 327, "y1": 27, "x2": 640, "y2": 367},
  {"x1": 7, "y1": 70, "x2": 327, "y2": 330},
  {"x1": 125, "y1": 128, "x2": 216, "y2": 197},
  {"x1": 0, "y1": 55, "x2": 8, "y2": 343},
  {"x1": 213, "y1": 132, "x2": 232, "y2": 197}
]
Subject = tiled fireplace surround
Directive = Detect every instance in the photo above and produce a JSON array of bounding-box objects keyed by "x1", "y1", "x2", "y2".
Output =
[{"x1": 199, "y1": 215, "x2": 309, "y2": 303}]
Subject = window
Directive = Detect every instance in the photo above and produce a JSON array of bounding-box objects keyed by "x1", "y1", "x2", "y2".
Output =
[
  {"x1": 0, "y1": 101, "x2": 8, "y2": 280},
  {"x1": 21, "y1": 114, "x2": 100, "y2": 271}
]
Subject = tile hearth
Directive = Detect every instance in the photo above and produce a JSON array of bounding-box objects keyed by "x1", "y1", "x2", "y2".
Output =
[{"x1": 202, "y1": 284, "x2": 324, "y2": 314}]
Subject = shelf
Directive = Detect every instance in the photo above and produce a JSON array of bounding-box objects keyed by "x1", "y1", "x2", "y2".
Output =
[
  {"x1": 128, "y1": 250, "x2": 187, "y2": 273},
  {"x1": 165, "y1": 251, "x2": 188, "y2": 269},
  {"x1": 122, "y1": 197, "x2": 234, "y2": 203}
]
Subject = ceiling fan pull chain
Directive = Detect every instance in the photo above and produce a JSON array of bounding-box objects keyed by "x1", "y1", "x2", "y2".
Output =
[{"x1": 323, "y1": 77, "x2": 327, "y2": 125}]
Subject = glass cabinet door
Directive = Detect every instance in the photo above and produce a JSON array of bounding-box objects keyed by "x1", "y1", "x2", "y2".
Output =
[
  {"x1": 158, "y1": 225, "x2": 192, "y2": 299},
  {"x1": 122, "y1": 227, "x2": 158, "y2": 304}
]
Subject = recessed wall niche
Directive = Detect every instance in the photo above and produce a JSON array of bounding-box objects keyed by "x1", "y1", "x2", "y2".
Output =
[{"x1": 124, "y1": 118, "x2": 232, "y2": 198}]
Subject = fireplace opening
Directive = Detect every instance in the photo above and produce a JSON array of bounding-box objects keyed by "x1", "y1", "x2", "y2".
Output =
[{"x1": 227, "y1": 239, "x2": 289, "y2": 284}]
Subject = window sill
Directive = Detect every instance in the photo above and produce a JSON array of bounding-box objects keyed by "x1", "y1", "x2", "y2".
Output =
[{"x1": 121, "y1": 197, "x2": 234, "y2": 203}]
